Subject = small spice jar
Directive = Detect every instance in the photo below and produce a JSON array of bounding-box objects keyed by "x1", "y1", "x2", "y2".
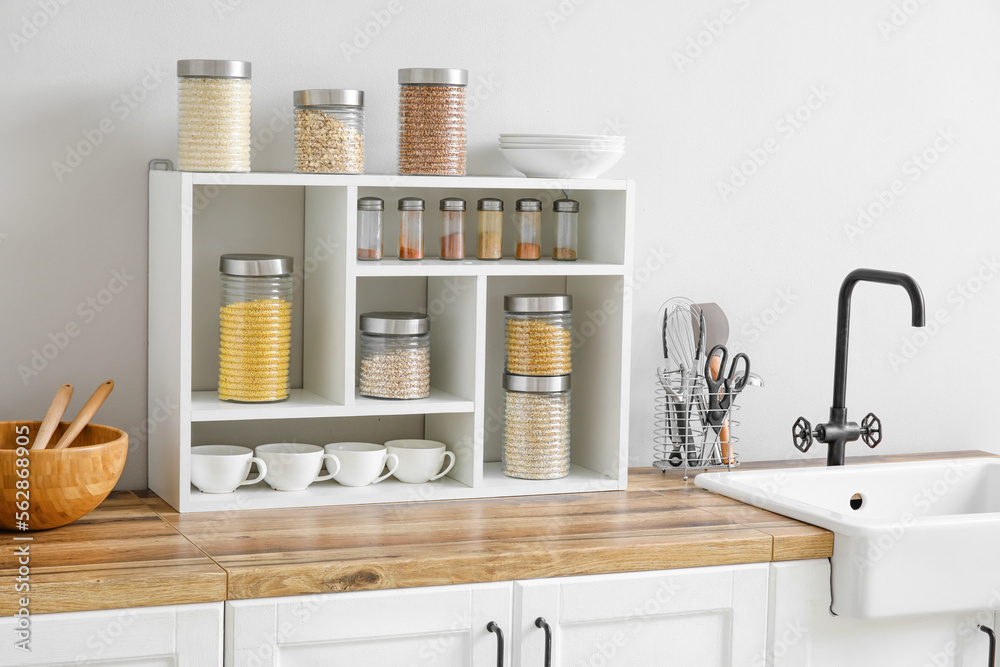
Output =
[
  {"x1": 552, "y1": 199, "x2": 579, "y2": 261},
  {"x1": 502, "y1": 373, "x2": 571, "y2": 480},
  {"x1": 514, "y1": 198, "x2": 542, "y2": 260},
  {"x1": 293, "y1": 89, "x2": 364, "y2": 174},
  {"x1": 357, "y1": 197, "x2": 383, "y2": 261},
  {"x1": 398, "y1": 68, "x2": 468, "y2": 176},
  {"x1": 398, "y1": 197, "x2": 425, "y2": 260},
  {"x1": 218, "y1": 254, "x2": 293, "y2": 403},
  {"x1": 504, "y1": 294, "x2": 572, "y2": 376},
  {"x1": 359, "y1": 312, "x2": 430, "y2": 400},
  {"x1": 177, "y1": 60, "x2": 252, "y2": 172},
  {"x1": 439, "y1": 198, "x2": 465, "y2": 260},
  {"x1": 477, "y1": 198, "x2": 503, "y2": 260}
]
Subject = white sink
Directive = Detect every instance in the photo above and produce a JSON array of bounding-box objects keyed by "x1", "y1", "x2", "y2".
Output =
[{"x1": 695, "y1": 457, "x2": 1000, "y2": 619}]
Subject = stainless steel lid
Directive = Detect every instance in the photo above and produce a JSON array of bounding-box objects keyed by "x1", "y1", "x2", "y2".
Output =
[
  {"x1": 177, "y1": 59, "x2": 251, "y2": 78},
  {"x1": 293, "y1": 89, "x2": 364, "y2": 107},
  {"x1": 553, "y1": 199, "x2": 579, "y2": 213},
  {"x1": 477, "y1": 197, "x2": 503, "y2": 211},
  {"x1": 439, "y1": 197, "x2": 466, "y2": 211},
  {"x1": 504, "y1": 294, "x2": 573, "y2": 312},
  {"x1": 359, "y1": 311, "x2": 430, "y2": 335},
  {"x1": 398, "y1": 197, "x2": 425, "y2": 211},
  {"x1": 515, "y1": 198, "x2": 542, "y2": 212},
  {"x1": 357, "y1": 197, "x2": 384, "y2": 211},
  {"x1": 398, "y1": 68, "x2": 468, "y2": 86},
  {"x1": 219, "y1": 253, "x2": 293, "y2": 276},
  {"x1": 503, "y1": 373, "x2": 571, "y2": 393}
]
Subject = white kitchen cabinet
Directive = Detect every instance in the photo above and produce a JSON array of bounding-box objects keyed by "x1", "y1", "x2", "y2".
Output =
[{"x1": 0, "y1": 602, "x2": 223, "y2": 667}]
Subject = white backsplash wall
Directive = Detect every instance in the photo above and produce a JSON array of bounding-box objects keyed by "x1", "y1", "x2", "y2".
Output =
[{"x1": 1, "y1": 0, "x2": 998, "y2": 488}]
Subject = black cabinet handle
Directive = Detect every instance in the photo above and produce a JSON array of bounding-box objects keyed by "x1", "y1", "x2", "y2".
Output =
[
  {"x1": 486, "y1": 621, "x2": 504, "y2": 667},
  {"x1": 982, "y1": 626, "x2": 996, "y2": 667},
  {"x1": 535, "y1": 617, "x2": 552, "y2": 667}
]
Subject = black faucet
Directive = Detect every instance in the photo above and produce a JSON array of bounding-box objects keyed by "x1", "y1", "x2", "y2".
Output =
[{"x1": 792, "y1": 269, "x2": 926, "y2": 465}]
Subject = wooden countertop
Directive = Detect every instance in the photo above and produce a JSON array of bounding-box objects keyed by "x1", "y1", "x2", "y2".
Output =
[{"x1": 4, "y1": 452, "x2": 987, "y2": 614}]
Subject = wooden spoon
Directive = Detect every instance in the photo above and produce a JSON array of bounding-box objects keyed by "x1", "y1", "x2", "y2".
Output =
[
  {"x1": 709, "y1": 357, "x2": 731, "y2": 464},
  {"x1": 52, "y1": 380, "x2": 114, "y2": 450},
  {"x1": 31, "y1": 383, "x2": 74, "y2": 450}
]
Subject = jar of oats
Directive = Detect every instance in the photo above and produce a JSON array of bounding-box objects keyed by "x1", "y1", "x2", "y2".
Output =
[
  {"x1": 218, "y1": 254, "x2": 293, "y2": 403},
  {"x1": 359, "y1": 312, "x2": 430, "y2": 400},
  {"x1": 293, "y1": 89, "x2": 365, "y2": 174},
  {"x1": 504, "y1": 294, "x2": 572, "y2": 376},
  {"x1": 502, "y1": 373, "x2": 571, "y2": 480},
  {"x1": 177, "y1": 60, "x2": 252, "y2": 172},
  {"x1": 398, "y1": 68, "x2": 467, "y2": 175}
]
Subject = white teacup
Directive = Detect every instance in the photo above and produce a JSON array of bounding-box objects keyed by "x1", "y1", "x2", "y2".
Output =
[
  {"x1": 385, "y1": 439, "x2": 455, "y2": 484},
  {"x1": 324, "y1": 442, "x2": 399, "y2": 487},
  {"x1": 191, "y1": 445, "x2": 267, "y2": 494},
  {"x1": 255, "y1": 443, "x2": 340, "y2": 491}
]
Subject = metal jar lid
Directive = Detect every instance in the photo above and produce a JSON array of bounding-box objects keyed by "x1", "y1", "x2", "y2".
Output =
[
  {"x1": 359, "y1": 311, "x2": 430, "y2": 335},
  {"x1": 358, "y1": 197, "x2": 384, "y2": 211},
  {"x1": 219, "y1": 253, "x2": 293, "y2": 276},
  {"x1": 293, "y1": 89, "x2": 364, "y2": 107},
  {"x1": 398, "y1": 68, "x2": 468, "y2": 86},
  {"x1": 504, "y1": 294, "x2": 573, "y2": 313},
  {"x1": 515, "y1": 198, "x2": 542, "y2": 212},
  {"x1": 440, "y1": 197, "x2": 466, "y2": 211},
  {"x1": 177, "y1": 59, "x2": 251, "y2": 79},
  {"x1": 477, "y1": 198, "x2": 503, "y2": 212},
  {"x1": 398, "y1": 197, "x2": 425, "y2": 211},
  {"x1": 553, "y1": 199, "x2": 580, "y2": 213},
  {"x1": 503, "y1": 373, "x2": 571, "y2": 393}
]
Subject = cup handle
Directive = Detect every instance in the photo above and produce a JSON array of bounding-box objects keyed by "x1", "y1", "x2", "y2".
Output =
[
  {"x1": 241, "y1": 457, "x2": 268, "y2": 486},
  {"x1": 373, "y1": 453, "x2": 399, "y2": 484},
  {"x1": 316, "y1": 454, "x2": 340, "y2": 482},
  {"x1": 428, "y1": 451, "x2": 455, "y2": 481}
]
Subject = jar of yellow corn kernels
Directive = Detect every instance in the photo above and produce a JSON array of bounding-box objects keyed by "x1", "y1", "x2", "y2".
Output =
[
  {"x1": 504, "y1": 294, "x2": 572, "y2": 376},
  {"x1": 218, "y1": 254, "x2": 293, "y2": 403},
  {"x1": 177, "y1": 60, "x2": 252, "y2": 172},
  {"x1": 502, "y1": 373, "x2": 571, "y2": 480}
]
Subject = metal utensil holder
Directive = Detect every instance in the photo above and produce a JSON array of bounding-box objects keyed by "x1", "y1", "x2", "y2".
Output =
[{"x1": 653, "y1": 368, "x2": 740, "y2": 479}]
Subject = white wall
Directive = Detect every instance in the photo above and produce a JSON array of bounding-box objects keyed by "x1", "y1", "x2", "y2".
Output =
[{"x1": 2, "y1": 0, "x2": 998, "y2": 489}]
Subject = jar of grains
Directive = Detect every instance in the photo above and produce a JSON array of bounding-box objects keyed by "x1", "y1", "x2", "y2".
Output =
[
  {"x1": 502, "y1": 373, "x2": 571, "y2": 480},
  {"x1": 514, "y1": 198, "x2": 542, "y2": 260},
  {"x1": 177, "y1": 59, "x2": 252, "y2": 172},
  {"x1": 439, "y1": 197, "x2": 465, "y2": 260},
  {"x1": 504, "y1": 294, "x2": 572, "y2": 376},
  {"x1": 359, "y1": 312, "x2": 430, "y2": 399},
  {"x1": 477, "y1": 198, "x2": 503, "y2": 260},
  {"x1": 398, "y1": 197, "x2": 425, "y2": 260},
  {"x1": 552, "y1": 199, "x2": 579, "y2": 261},
  {"x1": 397, "y1": 68, "x2": 468, "y2": 175},
  {"x1": 357, "y1": 197, "x2": 384, "y2": 260},
  {"x1": 218, "y1": 254, "x2": 293, "y2": 403},
  {"x1": 293, "y1": 89, "x2": 364, "y2": 174}
]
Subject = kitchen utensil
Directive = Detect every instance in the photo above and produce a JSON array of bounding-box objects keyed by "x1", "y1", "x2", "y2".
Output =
[
  {"x1": 704, "y1": 345, "x2": 750, "y2": 431},
  {"x1": 697, "y1": 302, "x2": 729, "y2": 350},
  {"x1": 324, "y1": 442, "x2": 399, "y2": 487},
  {"x1": 31, "y1": 383, "x2": 73, "y2": 450},
  {"x1": 499, "y1": 147, "x2": 625, "y2": 179},
  {"x1": 255, "y1": 443, "x2": 339, "y2": 491},
  {"x1": 385, "y1": 439, "x2": 455, "y2": 483},
  {"x1": 52, "y1": 380, "x2": 114, "y2": 450},
  {"x1": 190, "y1": 445, "x2": 268, "y2": 494},
  {"x1": 709, "y1": 355, "x2": 732, "y2": 464}
]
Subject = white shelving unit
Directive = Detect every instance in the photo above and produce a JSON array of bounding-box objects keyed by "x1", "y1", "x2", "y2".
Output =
[{"x1": 148, "y1": 169, "x2": 635, "y2": 512}]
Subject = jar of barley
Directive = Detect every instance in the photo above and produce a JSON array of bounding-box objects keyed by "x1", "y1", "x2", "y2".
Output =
[
  {"x1": 218, "y1": 254, "x2": 293, "y2": 403},
  {"x1": 177, "y1": 60, "x2": 252, "y2": 172},
  {"x1": 397, "y1": 68, "x2": 467, "y2": 175},
  {"x1": 502, "y1": 373, "x2": 571, "y2": 480},
  {"x1": 359, "y1": 312, "x2": 430, "y2": 399},
  {"x1": 504, "y1": 294, "x2": 572, "y2": 376},
  {"x1": 293, "y1": 89, "x2": 364, "y2": 174}
]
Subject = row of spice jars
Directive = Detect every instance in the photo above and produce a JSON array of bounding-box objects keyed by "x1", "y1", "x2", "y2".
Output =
[{"x1": 357, "y1": 197, "x2": 581, "y2": 261}]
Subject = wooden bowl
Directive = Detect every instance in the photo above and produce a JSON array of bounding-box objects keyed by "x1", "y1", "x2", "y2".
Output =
[{"x1": 0, "y1": 421, "x2": 127, "y2": 531}]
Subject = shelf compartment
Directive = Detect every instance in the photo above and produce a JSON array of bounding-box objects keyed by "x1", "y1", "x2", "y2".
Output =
[{"x1": 354, "y1": 258, "x2": 626, "y2": 277}]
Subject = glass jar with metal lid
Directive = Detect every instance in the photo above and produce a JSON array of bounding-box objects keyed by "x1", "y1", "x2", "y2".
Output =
[
  {"x1": 398, "y1": 197, "x2": 425, "y2": 260},
  {"x1": 293, "y1": 89, "x2": 364, "y2": 174},
  {"x1": 397, "y1": 68, "x2": 468, "y2": 176},
  {"x1": 359, "y1": 312, "x2": 430, "y2": 400},
  {"x1": 514, "y1": 198, "x2": 542, "y2": 260},
  {"x1": 218, "y1": 254, "x2": 293, "y2": 403},
  {"x1": 502, "y1": 373, "x2": 571, "y2": 480},
  {"x1": 552, "y1": 199, "x2": 579, "y2": 261},
  {"x1": 504, "y1": 294, "x2": 572, "y2": 376},
  {"x1": 357, "y1": 197, "x2": 383, "y2": 260},
  {"x1": 477, "y1": 198, "x2": 503, "y2": 260},
  {"x1": 177, "y1": 59, "x2": 252, "y2": 172},
  {"x1": 439, "y1": 197, "x2": 466, "y2": 260}
]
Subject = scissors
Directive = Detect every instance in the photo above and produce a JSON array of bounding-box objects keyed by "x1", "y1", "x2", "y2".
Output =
[{"x1": 704, "y1": 344, "x2": 750, "y2": 431}]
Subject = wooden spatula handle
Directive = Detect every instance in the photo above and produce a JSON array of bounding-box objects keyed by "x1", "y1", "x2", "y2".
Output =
[
  {"x1": 709, "y1": 357, "x2": 732, "y2": 464},
  {"x1": 52, "y1": 380, "x2": 114, "y2": 450},
  {"x1": 31, "y1": 384, "x2": 74, "y2": 450}
]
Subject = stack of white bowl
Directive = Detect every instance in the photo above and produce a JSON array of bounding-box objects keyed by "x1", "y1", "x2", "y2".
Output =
[{"x1": 498, "y1": 133, "x2": 625, "y2": 178}]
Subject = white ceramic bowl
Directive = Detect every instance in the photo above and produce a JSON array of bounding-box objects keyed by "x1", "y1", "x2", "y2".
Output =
[
  {"x1": 499, "y1": 142, "x2": 625, "y2": 150},
  {"x1": 500, "y1": 138, "x2": 625, "y2": 149},
  {"x1": 500, "y1": 132, "x2": 625, "y2": 142},
  {"x1": 499, "y1": 147, "x2": 625, "y2": 179}
]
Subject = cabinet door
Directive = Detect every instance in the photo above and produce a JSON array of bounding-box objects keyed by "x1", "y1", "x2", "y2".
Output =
[
  {"x1": 514, "y1": 563, "x2": 768, "y2": 667},
  {"x1": 0, "y1": 602, "x2": 223, "y2": 667},
  {"x1": 226, "y1": 582, "x2": 512, "y2": 667}
]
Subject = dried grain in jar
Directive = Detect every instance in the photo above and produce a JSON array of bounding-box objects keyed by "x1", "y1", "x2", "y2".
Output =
[
  {"x1": 504, "y1": 294, "x2": 572, "y2": 376},
  {"x1": 177, "y1": 60, "x2": 251, "y2": 172},
  {"x1": 359, "y1": 312, "x2": 430, "y2": 399},
  {"x1": 398, "y1": 68, "x2": 467, "y2": 175},
  {"x1": 293, "y1": 89, "x2": 364, "y2": 174},
  {"x1": 477, "y1": 198, "x2": 503, "y2": 260},
  {"x1": 398, "y1": 197, "x2": 424, "y2": 260},
  {"x1": 502, "y1": 374, "x2": 571, "y2": 480}
]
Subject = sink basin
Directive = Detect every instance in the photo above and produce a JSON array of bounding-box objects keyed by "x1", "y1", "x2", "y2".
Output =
[{"x1": 696, "y1": 457, "x2": 1000, "y2": 619}]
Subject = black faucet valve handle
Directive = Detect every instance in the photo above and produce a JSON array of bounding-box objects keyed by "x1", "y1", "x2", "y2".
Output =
[
  {"x1": 860, "y1": 413, "x2": 882, "y2": 448},
  {"x1": 793, "y1": 417, "x2": 814, "y2": 453}
]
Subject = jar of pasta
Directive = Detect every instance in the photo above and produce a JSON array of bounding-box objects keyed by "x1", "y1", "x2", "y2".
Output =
[
  {"x1": 502, "y1": 373, "x2": 571, "y2": 480},
  {"x1": 504, "y1": 294, "x2": 572, "y2": 376},
  {"x1": 177, "y1": 59, "x2": 252, "y2": 172}
]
